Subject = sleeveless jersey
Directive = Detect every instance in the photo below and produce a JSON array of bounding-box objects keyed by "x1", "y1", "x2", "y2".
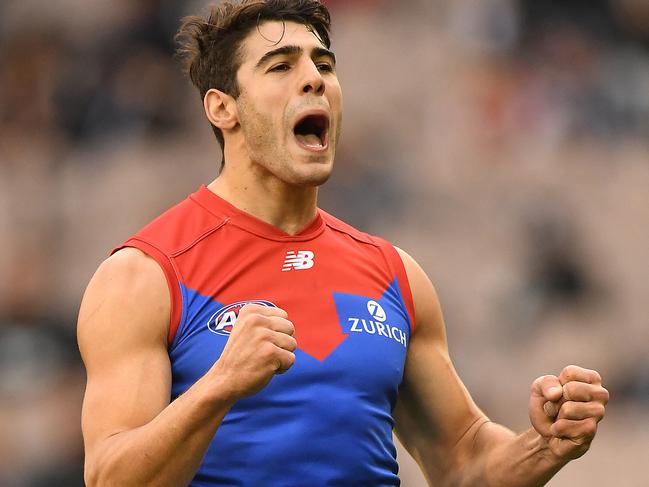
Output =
[{"x1": 114, "y1": 185, "x2": 416, "y2": 486}]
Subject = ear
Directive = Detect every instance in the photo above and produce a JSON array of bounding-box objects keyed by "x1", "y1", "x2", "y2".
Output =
[{"x1": 204, "y1": 88, "x2": 238, "y2": 130}]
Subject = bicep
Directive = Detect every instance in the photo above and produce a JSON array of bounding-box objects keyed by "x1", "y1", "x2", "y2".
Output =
[
  {"x1": 393, "y1": 248, "x2": 486, "y2": 477},
  {"x1": 78, "y1": 248, "x2": 172, "y2": 457}
]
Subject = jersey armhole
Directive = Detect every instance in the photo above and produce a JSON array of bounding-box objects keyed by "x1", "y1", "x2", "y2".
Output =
[
  {"x1": 375, "y1": 239, "x2": 416, "y2": 334},
  {"x1": 111, "y1": 238, "x2": 182, "y2": 346}
]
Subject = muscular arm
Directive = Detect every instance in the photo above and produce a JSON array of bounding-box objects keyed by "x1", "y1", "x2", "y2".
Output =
[
  {"x1": 393, "y1": 248, "x2": 607, "y2": 486},
  {"x1": 79, "y1": 248, "x2": 233, "y2": 486},
  {"x1": 79, "y1": 248, "x2": 296, "y2": 486}
]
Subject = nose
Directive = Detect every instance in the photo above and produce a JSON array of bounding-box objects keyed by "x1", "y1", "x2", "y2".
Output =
[{"x1": 300, "y1": 61, "x2": 325, "y2": 96}]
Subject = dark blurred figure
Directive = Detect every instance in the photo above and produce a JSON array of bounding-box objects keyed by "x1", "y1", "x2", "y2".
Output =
[
  {"x1": 0, "y1": 321, "x2": 84, "y2": 487},
  {"x1": 54, "y1": 0, "x2": 188, "y2": 144},
  {"x1": 516, "y1": 0, "x2": 649, "y2": 140}
]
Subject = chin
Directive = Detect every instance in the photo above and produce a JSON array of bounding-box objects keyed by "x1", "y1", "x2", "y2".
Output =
[
  {"x1": 281, "y1": 149, "x2": 333, "y2": 185},
  {"x1": 287, "y1": 161, "x2": 334, "y2": 187},
  {"x1": 292, "y1": 169, "x2": 333, "y2": 187}
]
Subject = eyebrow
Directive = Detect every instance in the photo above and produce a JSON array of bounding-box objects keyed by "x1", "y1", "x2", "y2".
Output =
[{"x1": 254, "y1": 45, "x2": 337, "y2": 70}]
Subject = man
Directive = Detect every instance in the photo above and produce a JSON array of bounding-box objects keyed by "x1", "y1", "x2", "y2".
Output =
[{"x1": 78, "y1": 1, "x2": 609, "y2": 485}]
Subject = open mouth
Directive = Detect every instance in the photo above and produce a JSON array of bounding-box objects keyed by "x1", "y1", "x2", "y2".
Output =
[{"x1": 293, "y1": 113, "x2": 329, "y2": 151}]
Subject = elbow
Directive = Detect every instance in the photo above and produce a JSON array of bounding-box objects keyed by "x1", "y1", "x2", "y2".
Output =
[
  {"x1": 84, "y1": 449, "x2": 157, "y2": 487},
  {"x1": 84, "y1": 460, "x2": 101, "y2": 487},
  {"x1": 84, "y1": 453, "x2": 120, "y2": 487},
  {"x1": 84, "y1": 435, "x2": 127, "y2": 487},
  {"x1": 84, "y1": 461, "x2": 124, "y2": 487}
]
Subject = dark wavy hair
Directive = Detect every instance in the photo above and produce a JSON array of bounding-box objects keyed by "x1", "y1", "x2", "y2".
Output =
[{"x1": 175, "y1": 0, "x2": 332, "y2": 157}]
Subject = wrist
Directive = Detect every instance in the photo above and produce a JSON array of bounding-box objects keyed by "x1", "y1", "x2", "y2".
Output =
[
  {"x1": 523, "y1": 428, "x2": 570, "y2": 473},
  {"x1": 196, "y1": 363, "x2": 241, "y2": 410},
  {"x1": 482, "y1": 429, "x2": 569, "y2": 487}
]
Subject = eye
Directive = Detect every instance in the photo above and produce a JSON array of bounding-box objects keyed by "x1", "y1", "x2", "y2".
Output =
[
  {"x1": 269, "y1": 63, "x2": 290, "y2": 72},
  {"x1": 317, "y1": 62, "x2": 334, "y2": 73}
]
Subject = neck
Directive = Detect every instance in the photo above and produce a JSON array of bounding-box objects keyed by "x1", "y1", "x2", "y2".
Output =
[{"x1": 208, "y1": 164, "x2": 319, "y2": 236}]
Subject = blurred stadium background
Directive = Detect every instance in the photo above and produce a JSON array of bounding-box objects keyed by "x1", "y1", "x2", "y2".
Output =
[{"x1": 1, "y1": 0, "x2": 648, "y2": 485}]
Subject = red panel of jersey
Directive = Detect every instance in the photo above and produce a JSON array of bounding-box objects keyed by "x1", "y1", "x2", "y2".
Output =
[{"x1": 113, "y1": 185, "x2": 416, "y2": 485}]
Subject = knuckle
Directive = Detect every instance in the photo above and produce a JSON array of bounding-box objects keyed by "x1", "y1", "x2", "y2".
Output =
[
  {"x1": 261, "y1": 342, "x2": 276, "y2": 358},
  {"x1": 255, "y1": 314, "x2": 275, "y2": 331},
  {"x1": 239, "y1": 312, "x2": 262, "y2": 327},
  {"x1": 567, "y1": 437, "x2": 585, "y2": 448},
  {"x1": 560, "y1": 401, "x2": 577, "y2": 418},
  {"x1": 272, "y1": 358, "x2": 283, "y2": 372},
  {"x1": 577, "y1": 436, "x2": 592, "y2": 447},
  {"x1": 561, "y1": 364, "x2": 579, "y2": 379},
  {"x1": 563, "y1": 382, "x2": 579, "y2": 400},
  {"x1": 256, "y1": 313, "x2": 272, "y2": 325},
  {"x1": 276, "y1": 351, "x2": 295, "y2": 374},
  {"x1": 277, "y1": 317, "x2": 293, "y2": 332},
  {"x1": 286, "y1": 320, "x2": 295, "y2": 335},
  {"x1": 599, "y1": 387, "x2": 610, "y2": 404},
  {"x1": 584, "y1": 418, "x2": 598, "y2": 436},
  {"x1": 530, "y1": 380, "x2": 540, "y2": 393},
  {"x1": 254, "y1": 326, "x2": 273, "y2": 342},
  {"x1": 562, "y1": 382, "x2": 573, "y2": 400},
  {"x1": 233, "y1": 313, "x2": 249, "y2": 328},
  {"x1": 540, "y1": 374, "x2": 558, "y2": 383},
  {"x1": 266, "y1": 307, "x2": 287, "y2": 318},
  {"x1": 286, "y1": 351, "x2": 296, "y2": 366},
  {"x1": 532, "y1": 375, "x2": 556, "y2": 391},
  {"x1": 553, "y1": 419, "x2": 568, "y2": 436},
  {"x1": 239, "y1": 303, "x2": 263, "y2": 315}
]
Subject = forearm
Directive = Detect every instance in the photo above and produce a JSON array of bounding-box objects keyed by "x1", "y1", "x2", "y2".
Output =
[
  {"x1": 453, "y1": 422, "x2": 567, "y2": 487},
  {"x1": 86, "y1": 374, "x2": 235, "y2": 487}
]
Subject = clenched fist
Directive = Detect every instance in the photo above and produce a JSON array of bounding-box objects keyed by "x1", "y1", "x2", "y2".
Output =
[
  {"x1": 529, "y1": 365, "x2": 609, "y2": 461},
  {"x1": 210, "y1": 304, "x2": 297, "y2": 400}
]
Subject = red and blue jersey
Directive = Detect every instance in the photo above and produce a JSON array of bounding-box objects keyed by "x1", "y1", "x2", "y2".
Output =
[{"x1": 115, "y1": 185, "x2": 416, "y2": 486}]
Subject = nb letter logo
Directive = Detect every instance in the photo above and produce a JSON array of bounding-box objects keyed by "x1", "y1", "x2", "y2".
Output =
[{"x1": 282, "y1": 250, "x2": 315, "y2": 271}]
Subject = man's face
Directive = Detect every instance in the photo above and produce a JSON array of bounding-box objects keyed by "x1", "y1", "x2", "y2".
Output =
[{"x1": 234, "y1": 20, "x2": 343, "y2": 187}]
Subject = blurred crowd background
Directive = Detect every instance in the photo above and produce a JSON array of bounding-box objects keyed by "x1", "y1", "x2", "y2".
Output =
[{"x1": 1, "y1": 0, "x2": 648, "y2": 485}]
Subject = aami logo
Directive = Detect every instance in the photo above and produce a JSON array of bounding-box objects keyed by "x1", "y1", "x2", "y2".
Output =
[{"x1": 207, "y1": 300, "x2": 276, "y2": 336}]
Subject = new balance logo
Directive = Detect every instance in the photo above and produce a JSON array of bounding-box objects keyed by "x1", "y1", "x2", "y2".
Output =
[{"x1": 282, "y1": 250, "x2": 315, "y2": 271}]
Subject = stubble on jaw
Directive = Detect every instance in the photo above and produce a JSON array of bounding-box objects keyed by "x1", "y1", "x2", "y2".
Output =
[{"x1": 235, "y1": 92, "x2": 335, "y2": 187}]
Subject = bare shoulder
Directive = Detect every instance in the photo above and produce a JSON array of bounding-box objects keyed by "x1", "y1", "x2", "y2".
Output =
[
  {"x1": 394, "y1": 246, "x2": 445, "y2": 342},
  {"x1": 78, "y1": 247, "x2": 170, "y2": 365},
  {"x1": 79, "y1": 247, "x2": 173, "y2": 453}
]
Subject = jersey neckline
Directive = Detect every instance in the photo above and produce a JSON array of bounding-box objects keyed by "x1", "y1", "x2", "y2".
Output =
[{"x1": 191, "y1": 185, "x2": 326, "y2": 241}]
